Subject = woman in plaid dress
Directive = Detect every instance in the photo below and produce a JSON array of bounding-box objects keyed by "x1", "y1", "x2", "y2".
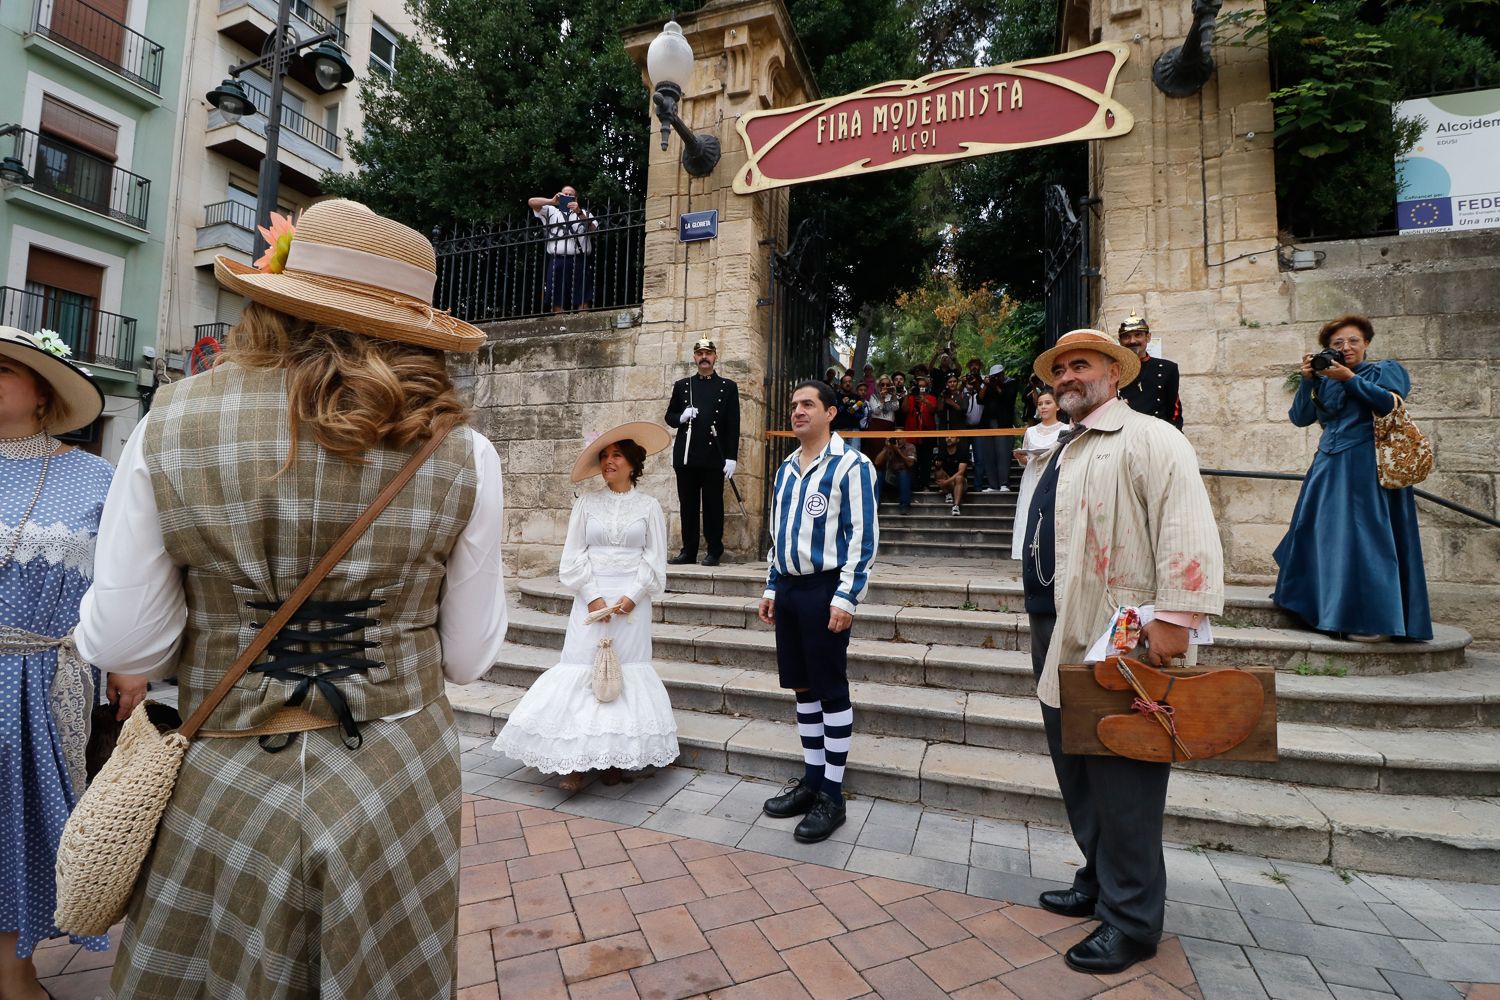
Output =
[{"x1": 74, "y1": 201, "x2": 508, "y2": 999}]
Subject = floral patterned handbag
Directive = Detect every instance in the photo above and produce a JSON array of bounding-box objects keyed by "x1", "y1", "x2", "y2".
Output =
[{"x1": 1373, "y1": 393, "x2": 1434, "y2": 490}]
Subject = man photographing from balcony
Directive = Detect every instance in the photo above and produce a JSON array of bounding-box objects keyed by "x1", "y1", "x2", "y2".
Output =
[{"x1": 528, "y1": 185, "x2": 597, "y2": 314}]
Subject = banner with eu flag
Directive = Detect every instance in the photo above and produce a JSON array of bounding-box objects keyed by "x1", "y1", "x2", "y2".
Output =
[{"x1": 1395, "y1": 87, "x2": 1500, "y2": 234}]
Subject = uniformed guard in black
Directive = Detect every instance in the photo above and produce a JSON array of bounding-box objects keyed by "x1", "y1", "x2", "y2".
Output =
[
  {"x1": 1116, "y1": 313, "x2": 1184, "y2": 430},
  {"x1": 665, "y1": 337, "x2": 741, "y2": 565}
]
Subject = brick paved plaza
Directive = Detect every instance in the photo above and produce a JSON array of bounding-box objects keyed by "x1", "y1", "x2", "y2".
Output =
[{"x1": 32, "y1": 736, "x2": 1500, "y2": 999}]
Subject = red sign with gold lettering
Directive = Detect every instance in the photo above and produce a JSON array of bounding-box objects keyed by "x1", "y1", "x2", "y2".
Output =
[{"x1": 732, "y1": 42, "x2": 1135, "y2": 194}]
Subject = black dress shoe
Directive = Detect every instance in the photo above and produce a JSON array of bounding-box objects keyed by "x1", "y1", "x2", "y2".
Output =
[
  {"x1": 701, "y1": 552, "x2": 722, "y2": 566},
  {"x1": 667, "y1": 551, "x2": 698, "y2": 565},
  {"x1": 1039, "y1": 888, "x2": 1097, "y2": 918},
  {"x1": 762, "y1": 776, "x2": 819, "y2": 818},
  {"x1": 793, "y1": 790, "x2": 846, "y2": 843},
  {"x1": 1064, "y1": 922, "x2": 1156, "y2": 975}
]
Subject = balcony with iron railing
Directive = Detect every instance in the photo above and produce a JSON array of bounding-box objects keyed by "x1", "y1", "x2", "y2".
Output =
[
  {"x1": 218, "y1": 0, "x2": 349, "y2": 93},
  {"x1": 3, "y1": 125, "x2": 151, "y2": 229},
  {"x1": 29, "y1": 0, "x2": 166, "y2": 95},
  {"x1": 195, "y1": 199, "x2": 258, "y2": 258},
  {"x1": 194, "y1": 321, "x2": 231, "y2": 343},
  {"x1": 240, "y1": 83, "x2": 340, "y2": 155},
  {"x1": 0, "y1": 285, "x2": 138, "y2": 371}
]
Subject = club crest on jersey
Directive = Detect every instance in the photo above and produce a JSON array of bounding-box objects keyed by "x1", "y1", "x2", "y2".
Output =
[{"x1": 804, "y1": 492, "x2": 829, "y2": 517}]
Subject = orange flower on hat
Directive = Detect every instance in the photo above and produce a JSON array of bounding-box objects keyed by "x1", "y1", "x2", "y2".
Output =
[{"x1": 254, "y1": 212, "x2": 296, "y2": 274}]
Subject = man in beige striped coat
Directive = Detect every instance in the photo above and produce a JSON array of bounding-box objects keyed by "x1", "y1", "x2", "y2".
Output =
[{"x1": 1020, "y1": 329, "x2": 1224, "y2": 976}]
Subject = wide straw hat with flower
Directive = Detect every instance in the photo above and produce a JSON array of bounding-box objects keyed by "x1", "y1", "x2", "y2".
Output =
[
  {"x1": 0, "y1": 326, "x2": 105, "y2": 434},
  {"x1": 571, "y1": 422, "x2": 672, "y2": 484},
  {"x1": 214, "y1": 199, "x2": 486, "y2": 353}
]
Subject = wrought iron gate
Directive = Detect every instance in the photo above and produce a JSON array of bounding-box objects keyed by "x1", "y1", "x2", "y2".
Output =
[
  {"x1": 759, "y1": 217, "x2": 829, "y2": 546},
  {"x1": 1042, "y1": 184, "x2": 1093, "y2": 353}
]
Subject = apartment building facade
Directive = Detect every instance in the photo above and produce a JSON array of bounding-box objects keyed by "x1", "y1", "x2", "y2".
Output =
[
  {"x1": 1, "y1": 0, "x2": 188, "y2": 461},
  {"x1": 164, "y1": 0, "x2": 417, "y2": 360}
]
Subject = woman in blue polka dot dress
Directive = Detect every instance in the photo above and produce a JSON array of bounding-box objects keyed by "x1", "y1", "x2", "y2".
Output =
[{"x1": 0, "y1": 327, "x2": 146, "y2": 996}]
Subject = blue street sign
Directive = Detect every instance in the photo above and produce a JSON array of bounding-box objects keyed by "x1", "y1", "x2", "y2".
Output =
[{"x1": 679, "y1": 209, "x2": 719, "y2": 242}]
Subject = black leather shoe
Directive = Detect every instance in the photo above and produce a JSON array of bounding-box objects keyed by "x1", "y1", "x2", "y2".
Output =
[
  {"x1": 762, "y1": 777, "x2": 819, "y2": 818},
  {"x1": 1064, "y1": 922, "x2": 1156, "y2": 975},
  {"x1": 793, "y1": 790, "x2": 846, "y2": 844},
  {"x1": 701, "y1": 552, "x2": 722, "y2": 566},
  {"x1": 1039, "y1": 888, "x2": 1097, "y2": 918},
  {"x1": 667, "y1": 551, "x2": 697, "y2": 565}
]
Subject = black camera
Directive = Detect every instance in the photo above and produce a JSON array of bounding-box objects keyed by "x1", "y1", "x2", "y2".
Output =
[
  {"x1": 557, "y1": 192, "x2": 577, "y2": 210},
  {"x1": 1309, "y1": 348, "x2": 1345, "y2": 374}
]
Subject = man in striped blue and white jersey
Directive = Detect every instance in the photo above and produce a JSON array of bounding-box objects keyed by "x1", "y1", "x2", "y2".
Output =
[{"x1": 757, "y1": 380, "x2": 878, "y2": 844}]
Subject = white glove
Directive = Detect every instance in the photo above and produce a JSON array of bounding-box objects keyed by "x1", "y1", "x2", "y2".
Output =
[
  {"x1": 679, "y1": 406, "x2": 699, "y2": 423},
  {"x1": 723, "y1": 459, "x2": 737, "y2": 480}
]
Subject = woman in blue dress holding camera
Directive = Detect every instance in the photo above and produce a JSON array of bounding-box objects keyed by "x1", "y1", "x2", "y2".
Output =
[{"x1": 1272, "y1": 315, "x2": 1431, "y2": 642}]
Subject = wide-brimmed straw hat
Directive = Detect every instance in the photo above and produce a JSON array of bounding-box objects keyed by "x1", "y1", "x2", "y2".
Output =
[
  {"x1": 214, "y1": 199, "x2": 486, "y2": 353},
  {"x1": 0, "y1": 326, "x2": 105, "y2": 434},
  {"x1": 1034, "y1": 329, "x2": 1141, "y2": 387},
  {"x1": 570, "y1": 421, "x2": 672, "y2": 484}
]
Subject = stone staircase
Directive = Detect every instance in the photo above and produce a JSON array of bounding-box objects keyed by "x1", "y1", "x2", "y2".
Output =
[
  {"x1": 449, "y1": 564, "x2": 1500, "y2": 883},
  {"x1": 878, "y1": 455, "x2": 1024, "y2": 559}
]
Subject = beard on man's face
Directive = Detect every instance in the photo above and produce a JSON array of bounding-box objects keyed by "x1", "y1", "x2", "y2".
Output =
[{"x1": 1058, "y1": 378, "x2": 1114, "y2": 416}]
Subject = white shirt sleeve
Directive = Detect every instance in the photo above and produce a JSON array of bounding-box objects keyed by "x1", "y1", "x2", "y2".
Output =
[
  {"x1": 557, "y1": 497, "x2": 601, "y2": 603},
  {"x1": 74, "y1": 414, "x2": 185, "y2": 679},
  {"x1": 439, "y1": 429, "x2": 508, "y2": 684},
  {"x1": 627, "y1": 497, "x2": 668, "y2": 607}
]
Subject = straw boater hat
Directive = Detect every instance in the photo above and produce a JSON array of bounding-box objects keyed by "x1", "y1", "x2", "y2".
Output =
[
  {"x1": 1034, "y1": 329, "x2": 1141, "y2": 387},
  {"x1": 213, "y1": 199, "x2": 485, "y2": 352},
  {"x1": 570, "y1": 421, "x2": 672, "y2": 484},
  {"x1": 0, "y1": 326, "x2": 105, "y2": 434}
]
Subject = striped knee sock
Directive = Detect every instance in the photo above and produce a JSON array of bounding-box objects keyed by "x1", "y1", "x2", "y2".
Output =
[
  {"x1": 796, "y1": 695, "x2": 825, "y2": 786},
  {"x1": 822, "y1": 694, "x2": 853, "y2": 801}
]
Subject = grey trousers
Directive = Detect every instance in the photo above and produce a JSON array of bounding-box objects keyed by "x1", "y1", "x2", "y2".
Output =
[{"x1": 1029, "y1": 613, "x2": 1170, "y2": 945}]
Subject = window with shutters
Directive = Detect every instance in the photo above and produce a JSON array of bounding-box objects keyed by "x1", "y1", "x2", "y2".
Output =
[
  {"x1": 34, "y1": 97, "x2": 119, "y2": 216},
  {"x1": 23, "y1": 248, "x2": 105, "y2": 358}
]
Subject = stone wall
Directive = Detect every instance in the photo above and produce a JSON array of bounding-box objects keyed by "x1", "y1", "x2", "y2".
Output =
[{"x1": 1195, "y1": 229, "x2": 1500, "y2": 640}]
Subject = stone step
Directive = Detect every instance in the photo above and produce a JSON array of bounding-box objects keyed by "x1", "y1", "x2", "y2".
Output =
[
  {"x1": 447, "y1": 680, "x2": 1500, "y2": 884},
  {"x1": 884, "y1": 494, "x2": 1019, "y2": 511},
  {"x1": 513, "y1": 585, "x2": 1471, "y2": 676},
  {"x1": 500, "y1": 604, "x2": 1498, "y2": 728},
  {"x1": 483, "y1": 642, "x2": 1500, "y2": 796},
  {"x1": 880, "y1": 540, "x2": 1014, "y2": 559},
  {"x1": 876, "y1": 513, "x2": 1015, "y2": 530},
  {"x1": 880, "y1": 526, "x2": 1015, "y2": 545}
]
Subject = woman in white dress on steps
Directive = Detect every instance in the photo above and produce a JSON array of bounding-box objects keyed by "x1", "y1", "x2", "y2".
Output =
[
  {"x1": 1010, "y1": 390, "x2": 1070, "y2": 560},
  {"x1": 496, "y1": 422, "x2": 679, "y2": 792}
]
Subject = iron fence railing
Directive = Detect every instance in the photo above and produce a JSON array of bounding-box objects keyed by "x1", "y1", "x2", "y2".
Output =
[
  {"x1": 0, "y1": 284, "x2": 137, "y2": 370},
  {"x1": 291, "y1": 0, "x2": 345, "y2": 47},
  {"x1": 4, "y1": 125, "x2": 150, "y2": 228},
  {"x1": 1202, "y1": 469, "x2": 1500, "y2": 529},
  {"x1": 32, "y1": 0, "x2": 165, "y2": 93},
  {"x1": 242, "y1": 83, "x2": 340, "y2": 155},
  {"x1": 195, "y1": 321, "x2": 230, "y2": 343},
  {"x1": 432, "y1": 203, "x2": 645, "y2": 323},
  {"x1": 203, "y1": 199, "x2": 257, "y2": 231},
  {"x1": 1043, "y1": 184, "x2": 1093, "y2": 354}
]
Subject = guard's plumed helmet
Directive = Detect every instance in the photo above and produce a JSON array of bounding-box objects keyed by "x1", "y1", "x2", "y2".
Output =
[
  {"x1": 693, "y1": 337, "x2": 716, "y2": 352},
  {"x1": 1119, "y1": 312, "x2": 1150, "y2": 335}
]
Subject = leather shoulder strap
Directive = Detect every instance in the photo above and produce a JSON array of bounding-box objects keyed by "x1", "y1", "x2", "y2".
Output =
[{"x1": 178, "y1": 426, "x2": 457, "y2": 740}]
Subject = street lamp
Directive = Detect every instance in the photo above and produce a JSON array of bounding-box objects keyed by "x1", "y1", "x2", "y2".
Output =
[
  {"x1": 646, "y1": 21, "x2": 720, "y2": 177},
  {"x1": 206, "y1": 0, "x2": 353, "y2": 255}
]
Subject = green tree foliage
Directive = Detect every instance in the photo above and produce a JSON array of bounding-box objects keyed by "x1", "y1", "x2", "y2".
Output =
[
  {"x1": 1226, "y1": 0, "x2": 1500, "y2": 238},
  {"x1": 864, "y1": 278, "x2": 1040, "y2": 375},
  {"x1": 785, "y1": 0, "x2": 941, "y2": 323},
  {"x1": 322, "y1": 0, "x2": 675, "y2": 231}
]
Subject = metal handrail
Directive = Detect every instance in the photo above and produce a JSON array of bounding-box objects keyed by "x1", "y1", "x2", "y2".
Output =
[
  {"x1": 194, "y1": 321, "x2": 230, "y2": 342},
  {"x1": 32, "y1": 0, "x2": 166, "y2": 93},
  {"x1": 0, "y1": 284, "x2": 137, "y2": 370},
  {"x1": 1201, "y1": 468, "x2": 1500, "y2": 529},
  {"x1": 242, "y1": 83, "x2": 340, "y2": 154},
  {"x1": 203, "y1": 200, "x2": 258, "y2": 231},
  {"x1": 3, "y1": 125, "x2": 151, "y2": 228}
]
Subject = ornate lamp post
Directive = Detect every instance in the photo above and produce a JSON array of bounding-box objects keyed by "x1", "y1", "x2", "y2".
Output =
[
  {"x1": 0, "y1": 125, "x2": 35, "y2": 188},
  {"x1": 206, "y1": 0, "x2": 353, "y2": 255},
  {"x1": 1153, "y1": 0, "x2": 1225, "y2": 98},
  {"x1": 646, "y1": 21, "x2": 721, "y2": 177}
]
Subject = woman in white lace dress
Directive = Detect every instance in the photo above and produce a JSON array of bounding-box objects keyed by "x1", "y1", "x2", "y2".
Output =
[
  {"x1": 497, "y1": 422, "x2": 679, "y2": 791},
  {"x1": 1010, "y1": 390, "x2": 1070, "y2": 561}
]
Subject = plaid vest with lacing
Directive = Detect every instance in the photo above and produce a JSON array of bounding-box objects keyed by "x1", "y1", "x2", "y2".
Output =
[{"x1": 143, "y1": 364, "x2": 479, "y2": 737}]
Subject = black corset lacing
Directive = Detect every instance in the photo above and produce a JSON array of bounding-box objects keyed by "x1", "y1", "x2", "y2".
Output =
[{"x1": 245, "y1": 598, "x2": 384, "y2": 752}]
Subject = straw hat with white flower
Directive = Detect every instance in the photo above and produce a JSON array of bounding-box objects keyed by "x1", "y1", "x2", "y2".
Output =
[
  {"x1": 0, "y1": 326, "x2": 105, "y2": 434},
  {"x1": 214, "y1": 199, "x2": 486, "y2": 353}
]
